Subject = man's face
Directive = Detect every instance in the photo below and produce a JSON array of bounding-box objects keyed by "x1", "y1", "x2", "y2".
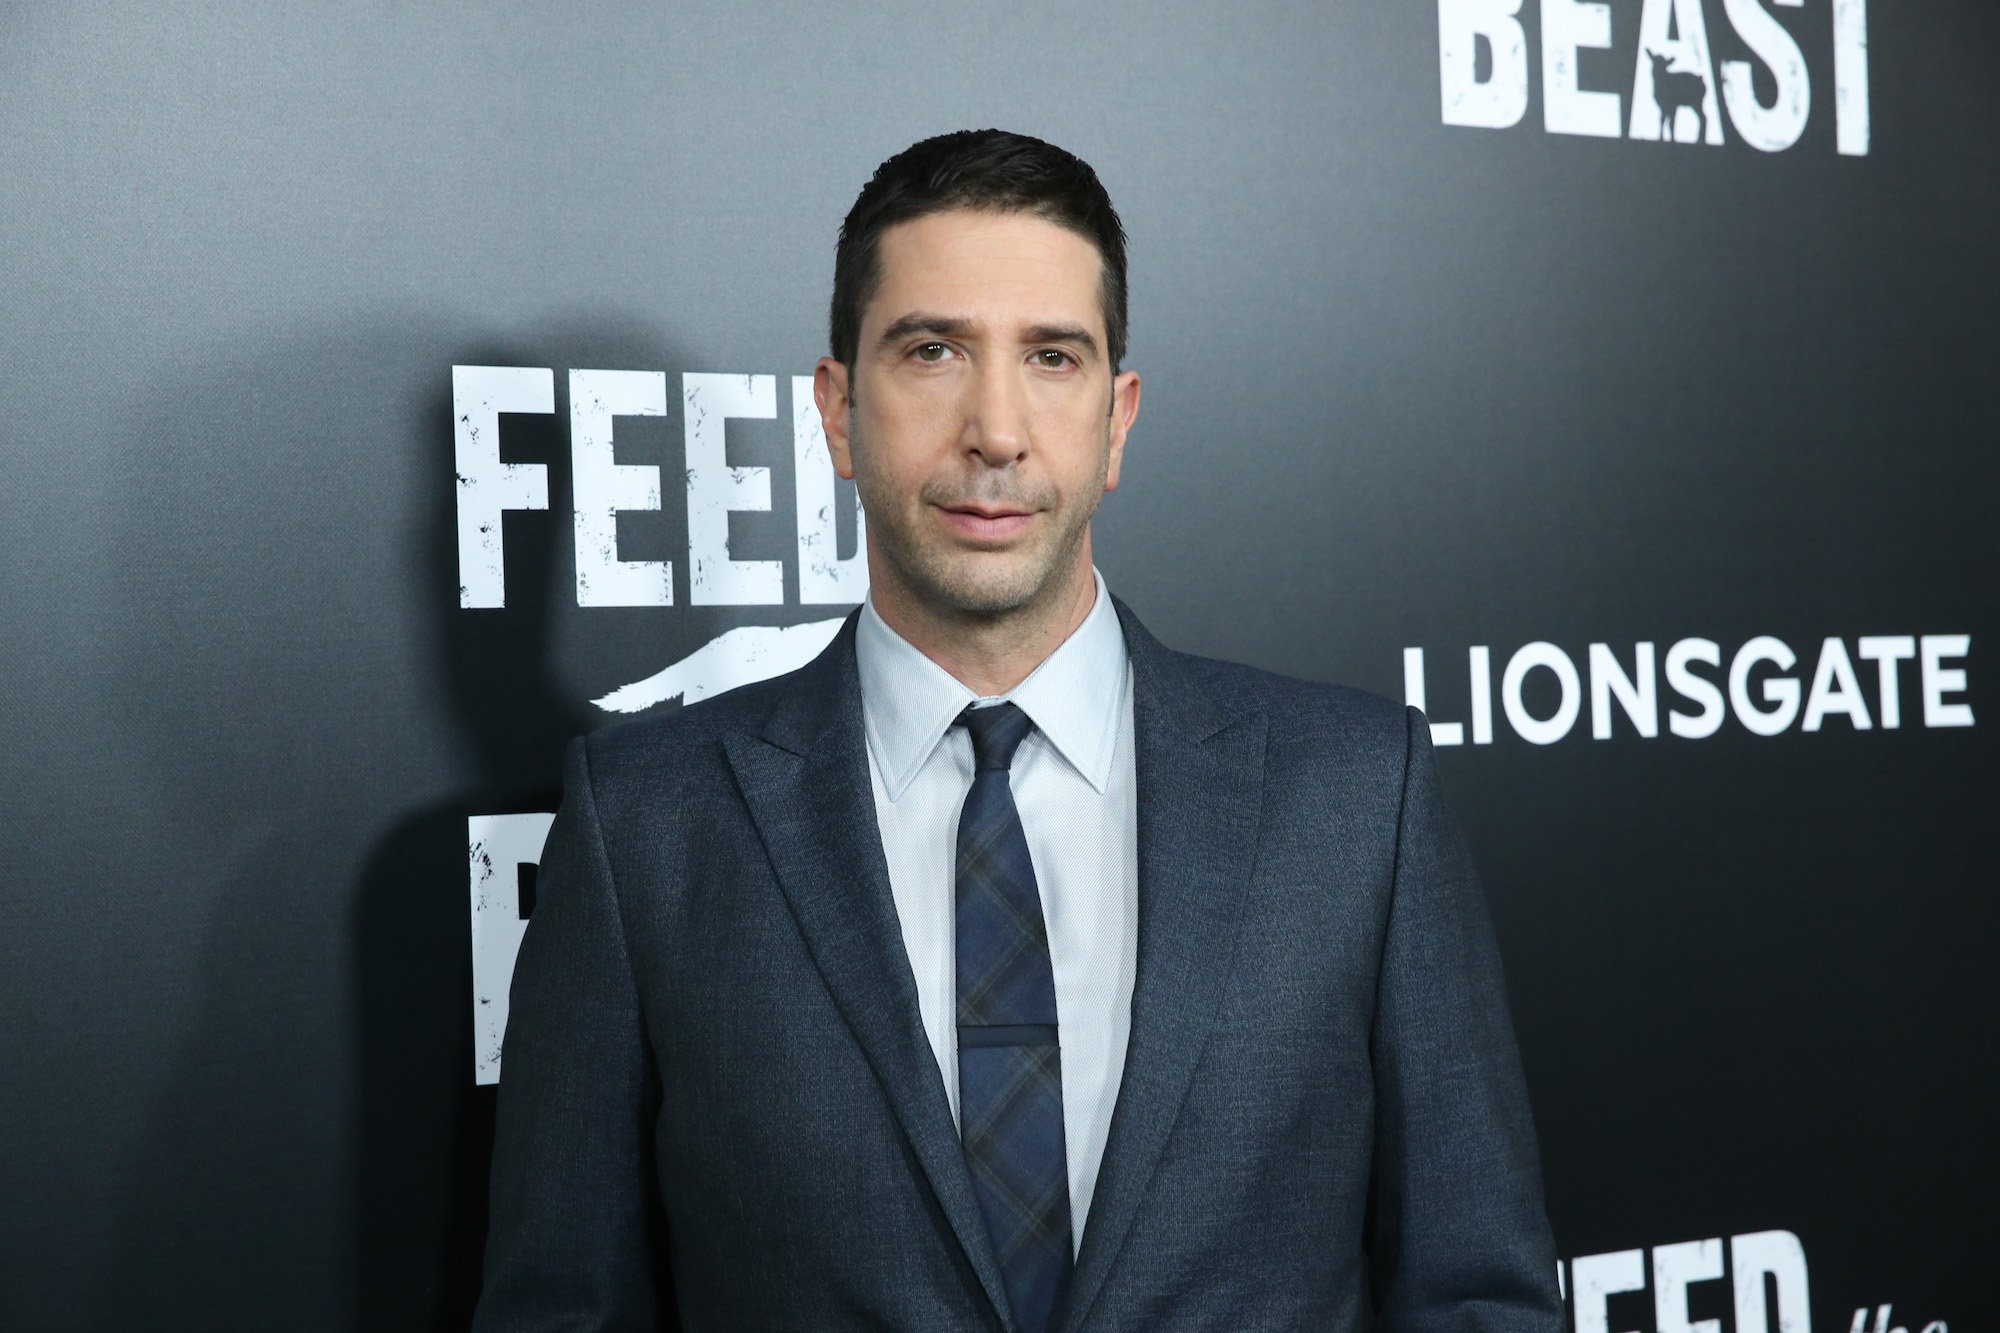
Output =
[{"x1": 815, "y1": 208, "x2": 1140, "y2": 621}]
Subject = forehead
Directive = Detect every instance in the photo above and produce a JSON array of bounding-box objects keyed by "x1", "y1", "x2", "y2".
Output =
[{"x1": 866, "y1": 208, "x2": 1106, "y2": 335}]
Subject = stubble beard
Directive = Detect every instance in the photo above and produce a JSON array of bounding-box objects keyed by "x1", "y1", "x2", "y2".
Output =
[{"x1": 851, "y1": 426, "x2": 1108, "y2": 623}]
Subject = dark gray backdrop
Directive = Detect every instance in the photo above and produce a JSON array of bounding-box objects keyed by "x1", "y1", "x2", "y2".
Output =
[{"x1": 3, "y1": 2, "x2": 1993, "y2": 1329}]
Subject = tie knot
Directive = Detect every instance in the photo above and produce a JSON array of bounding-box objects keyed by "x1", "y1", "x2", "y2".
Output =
[{"x1": 956, "y1": 702, "x2": 1034, "y2": 771}]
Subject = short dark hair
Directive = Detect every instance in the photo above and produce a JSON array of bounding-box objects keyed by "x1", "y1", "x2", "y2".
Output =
[{"x1": 830, "y1": 129, "x2": 1129, "y2": 373}]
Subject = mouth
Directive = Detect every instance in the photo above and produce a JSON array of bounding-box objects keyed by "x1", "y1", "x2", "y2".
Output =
[{"x1": 934, "y1": 502, "x2": 1037, "y2": 542}]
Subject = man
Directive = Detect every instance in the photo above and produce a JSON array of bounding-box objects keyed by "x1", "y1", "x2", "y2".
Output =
[{"x1": 476, "y1": 129, "x2": 1562, "y2": 1331}]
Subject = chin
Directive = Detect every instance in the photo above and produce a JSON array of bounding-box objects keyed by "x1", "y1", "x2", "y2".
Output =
[
  {"x1": 873, "y1": 509, "x2": 1090, "y2": 620},
  {"x1": 930, "y1": 570, "x2": 1048, "y2": 617},
  {"x1": 914, "y1": 552, "x2": 1059, "y2": 618}
]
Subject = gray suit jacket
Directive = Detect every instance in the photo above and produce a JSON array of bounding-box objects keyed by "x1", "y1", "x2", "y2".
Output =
[{"x1": 475, "y1": 600, "x2": 1563, "y2": 1331}]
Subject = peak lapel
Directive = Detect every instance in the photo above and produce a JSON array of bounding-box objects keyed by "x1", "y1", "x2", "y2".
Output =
[
  {"x1": 1058, "y1": 603, "x2": 1267, "y2": 1332},
  {"x1": 721, "y1": 619, "x2": 1012, "y2": 1329}
]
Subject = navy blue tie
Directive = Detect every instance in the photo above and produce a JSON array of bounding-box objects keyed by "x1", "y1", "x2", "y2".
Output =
[{"x1": 953, "y1": 702, "x2": 1073, "y2": 1333}]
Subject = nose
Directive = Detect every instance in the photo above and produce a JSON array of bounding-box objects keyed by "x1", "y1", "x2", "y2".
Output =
[{"x1": 960, "y1": 358, "x2": 1029, "y2": 467}]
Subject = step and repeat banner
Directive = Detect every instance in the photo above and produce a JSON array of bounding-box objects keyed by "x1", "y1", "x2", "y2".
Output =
[{"x1": 3, "y1": 2, "x2": 1992, "y2": 1329}]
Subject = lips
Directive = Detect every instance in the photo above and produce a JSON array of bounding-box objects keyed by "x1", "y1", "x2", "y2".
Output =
[{"x1": 935, "y1": 502, "x2": 1036, "y2": 541}]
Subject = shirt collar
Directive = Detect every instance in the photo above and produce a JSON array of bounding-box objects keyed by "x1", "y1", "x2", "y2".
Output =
[{"x1": 856, "y1": 568, "x2": 1130, "y2": 801}]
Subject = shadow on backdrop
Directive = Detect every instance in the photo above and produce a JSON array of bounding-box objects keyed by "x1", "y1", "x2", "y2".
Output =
[
  {"x1": 351, "y1": 325, "x2": 729, "y2": 1329},
  {"x1": 87, "y1": 318, "x2": 741, "y2": 1331},
  {"x1": 92, "y1": 321, "x2": 515, "y2": 1329}
]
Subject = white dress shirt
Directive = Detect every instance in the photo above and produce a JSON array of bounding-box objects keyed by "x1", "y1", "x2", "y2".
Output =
[{"x1": 855, "y1": 569, "x2": 1139, "y2": 1251}]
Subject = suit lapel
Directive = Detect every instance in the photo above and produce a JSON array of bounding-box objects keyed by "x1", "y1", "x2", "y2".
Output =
[
  {"x1": 722, "y1": 617, "x2": 1013, "y2": 1329},
  {"x1": 1058, "y1": 601, "x2": 1267, "y2": 1332}
]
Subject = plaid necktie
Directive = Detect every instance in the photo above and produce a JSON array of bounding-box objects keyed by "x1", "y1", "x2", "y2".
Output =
[{"x1": 953, "y1": 702, "x2": 1073, "y2": 1333}]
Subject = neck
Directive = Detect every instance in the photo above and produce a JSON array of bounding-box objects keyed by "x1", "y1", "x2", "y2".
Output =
[{"x1": 868, "y1": 549, "x2": 1099, "y2": 698}]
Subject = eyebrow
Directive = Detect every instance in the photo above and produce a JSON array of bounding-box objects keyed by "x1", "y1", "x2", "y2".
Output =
[
  {"x1": 1025, "y1": 323, "x2": 1099, "y2": 357},
  {"x1": 875, "y1": 313, "x2": 972, "y2": 348},
  {"x1": 875, "y1": 312, "x2": 1100, "y2": 360}
]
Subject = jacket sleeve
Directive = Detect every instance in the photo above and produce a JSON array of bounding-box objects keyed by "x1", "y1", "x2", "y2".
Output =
[
  {"x1": 473, "y1": 736, "x2": 675, "y2": 1331},
  {"x1": 1365, "y1": 707, "x2": 1564, "y2": 1331}
]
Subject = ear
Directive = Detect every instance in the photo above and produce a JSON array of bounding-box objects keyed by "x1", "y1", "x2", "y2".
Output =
[
  {"x1": 1103, "y1": 368, "x2": 1141, "y2": 493},
  {"x1": 814, "y1": 357, "x2": 855, "y2": 480}
]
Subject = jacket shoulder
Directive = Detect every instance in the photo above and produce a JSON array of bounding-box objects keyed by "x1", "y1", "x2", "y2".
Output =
[
  {"x1": 1166, "y1": 647, "x2": 1414, "y2": 759},
  {"x1": 571, "y1": 664, "x2": 797, "y2": 781}
]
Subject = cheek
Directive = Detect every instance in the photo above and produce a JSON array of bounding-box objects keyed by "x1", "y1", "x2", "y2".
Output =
[
  {"x1": 1030, "y1": 400, "x2": 1114, "y2": 481},
  {"x1": 855, "y1": 399, "x2": 948, "y2": 492},
  {"x1": 865, "y1": 375, "x2": 956, "y2": 438},
  {"x1": 900, "y1": 383, "x2": 970, "y2": 441}
]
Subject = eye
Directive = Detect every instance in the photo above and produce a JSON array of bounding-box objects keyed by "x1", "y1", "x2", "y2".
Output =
[
  {"x1": 913, "y1": 342, "x2": 954, "y2": 363},
  {"x1": 1032, "y1": 348, "x2": 1075, "y2": 369}
]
